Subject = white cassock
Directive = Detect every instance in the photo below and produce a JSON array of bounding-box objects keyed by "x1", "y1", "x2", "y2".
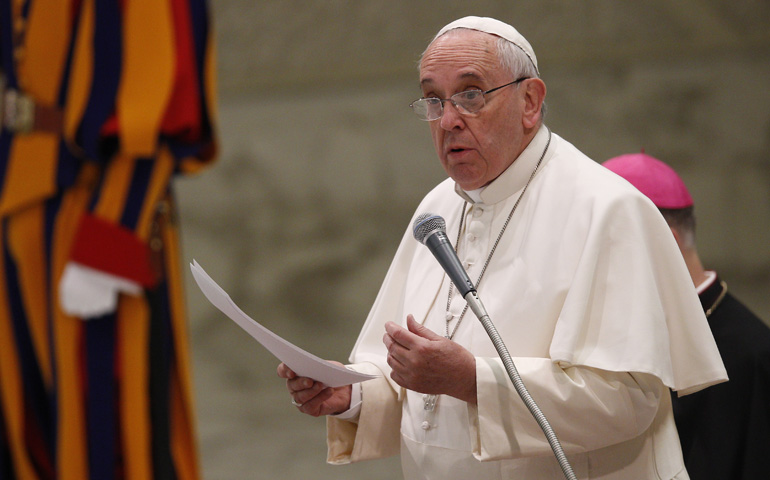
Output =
[{"x1": 326, "y1": 127, "x2": 727, "y2": 479}]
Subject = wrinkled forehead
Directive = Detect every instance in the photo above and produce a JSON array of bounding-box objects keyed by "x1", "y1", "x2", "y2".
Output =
[{"x1": 419, "y1": 30, "x2": 503, "y2": 85}]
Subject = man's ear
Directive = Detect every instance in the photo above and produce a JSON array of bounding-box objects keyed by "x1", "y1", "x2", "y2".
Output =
[{"x1": 522, "y1": 78, "x2": 546, "y2": 129}]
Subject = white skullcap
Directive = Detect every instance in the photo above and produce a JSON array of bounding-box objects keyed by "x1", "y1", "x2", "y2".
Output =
[{"x1": 434, "y1": 16, "x2": 539, "y2": 75}]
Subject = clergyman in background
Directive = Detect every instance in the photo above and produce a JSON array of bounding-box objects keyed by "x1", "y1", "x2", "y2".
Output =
[{"x1": 603, "y1": 152, "x2": 770, "y2": 480}]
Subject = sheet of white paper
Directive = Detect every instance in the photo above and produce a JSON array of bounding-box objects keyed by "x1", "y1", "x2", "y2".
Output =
[{"x1": 190, "y1": 260, "x2": 375, "y2": 387}]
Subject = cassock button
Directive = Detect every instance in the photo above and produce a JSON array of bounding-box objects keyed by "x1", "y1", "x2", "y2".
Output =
[
  {"x1": 445, "y1": 311, "x2": 454, "y2": 321},
  {"x1": 421, "y1": 421, "x2": 431, "y2": 431},
  {"x1": 473, "y1": 207, "x2": 483, "y2": 217}
]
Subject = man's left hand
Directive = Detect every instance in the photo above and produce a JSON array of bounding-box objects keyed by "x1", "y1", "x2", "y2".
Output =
[{"x1": 383, "y1": 314, "x2": 477, "y2": 404}]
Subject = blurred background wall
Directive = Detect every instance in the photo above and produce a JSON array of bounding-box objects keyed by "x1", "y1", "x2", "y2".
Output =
[{"x1": 175, "y1": 1, "x2": 770, "y2": 478}]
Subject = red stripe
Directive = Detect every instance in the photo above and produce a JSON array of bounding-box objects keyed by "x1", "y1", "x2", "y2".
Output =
[
  {"x1": 70, "y1": 215, "x2": 156, "y2": 287},
  {"x1": 161, "y1": 0, "x2": 202, "y2": 141},
  {"x1": 23, "y1": 408, "x2": 54, "y2": 479}
]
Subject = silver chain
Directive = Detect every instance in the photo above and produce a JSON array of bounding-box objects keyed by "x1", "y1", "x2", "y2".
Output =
[{"x1": 445, "y1": 129, "x2": 551, "y2": 339}]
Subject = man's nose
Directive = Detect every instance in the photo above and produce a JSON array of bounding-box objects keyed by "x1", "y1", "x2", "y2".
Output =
[{"x1": 439, "y1": 101, "x2": 465, "y2": 130}]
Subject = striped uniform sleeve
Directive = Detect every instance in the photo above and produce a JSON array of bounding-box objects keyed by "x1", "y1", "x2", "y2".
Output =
[{"x1": 64, "y1": 0, "x2": 217, "y2": 284}]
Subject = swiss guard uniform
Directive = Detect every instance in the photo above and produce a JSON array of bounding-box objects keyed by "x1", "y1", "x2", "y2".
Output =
[{"x1": 0, "y1": 0, "x2": 217, "y2": 478}]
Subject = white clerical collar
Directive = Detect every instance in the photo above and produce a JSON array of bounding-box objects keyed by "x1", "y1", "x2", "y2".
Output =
[
  {"x1": 696, "y1": 270, "x2": 717, "y2": 295},
  {"x1": 462, "y1": 187, "x2": 485, "y2": 203},
  {"x1": 454, "y1": 126, "x2": 553, "y2": 205}
]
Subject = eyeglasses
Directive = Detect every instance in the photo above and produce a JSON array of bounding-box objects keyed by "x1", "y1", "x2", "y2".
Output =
[{"x1": 410, "y1": 77, "x2": 529, "y2": 121}]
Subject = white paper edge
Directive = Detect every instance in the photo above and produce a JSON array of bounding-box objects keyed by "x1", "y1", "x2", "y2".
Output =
[{"x1": 190, "y1": 260, "x2": 375, "y2": 387}]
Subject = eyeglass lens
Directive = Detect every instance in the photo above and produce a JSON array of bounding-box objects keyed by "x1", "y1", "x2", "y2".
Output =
[
  {"x1": 412, "y1": 91, "x2": 485, "y2": 121},
  {"x1": 411, "y1": 78, "x2": 528, "y2": 121}
]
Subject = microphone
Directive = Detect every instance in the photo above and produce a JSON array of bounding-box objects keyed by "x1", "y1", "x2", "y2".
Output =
[
  {"x1": 411, "y1": 212, "x2": 578, "y2": 480},
  {"x1": 412, "y1": 213, "x2": 476, "y2": 298}
]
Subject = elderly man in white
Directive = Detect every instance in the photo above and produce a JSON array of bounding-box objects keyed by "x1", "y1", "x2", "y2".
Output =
[{"x1": 278, "y1": 16, "x2": 727, "y2": 479}]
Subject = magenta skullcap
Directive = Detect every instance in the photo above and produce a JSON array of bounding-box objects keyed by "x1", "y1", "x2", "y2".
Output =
[
  {"x1": 603, "y1": 153, "x2": 694, "y2": 209},
  {"x1": 435, "y1": 16, "x2": 539, "y2": 75}
]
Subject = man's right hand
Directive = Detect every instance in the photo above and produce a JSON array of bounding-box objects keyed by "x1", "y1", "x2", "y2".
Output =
[{"x1": 277, "y1": 362, "x2": 352, "y2": 417}]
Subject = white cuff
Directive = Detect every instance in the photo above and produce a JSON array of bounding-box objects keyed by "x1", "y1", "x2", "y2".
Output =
[{"x1": 59, "y1": 262, "x2": 142, "y2": 319}]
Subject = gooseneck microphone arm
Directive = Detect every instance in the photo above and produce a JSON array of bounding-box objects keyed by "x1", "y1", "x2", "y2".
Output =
[{"x1": 413, "y1": 213, "x2": 577, "y2": 480}]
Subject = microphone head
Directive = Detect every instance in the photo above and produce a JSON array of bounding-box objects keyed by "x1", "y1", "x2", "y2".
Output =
[{"x1": 413, "y1": 213, "x2": 446, "y2": 244}]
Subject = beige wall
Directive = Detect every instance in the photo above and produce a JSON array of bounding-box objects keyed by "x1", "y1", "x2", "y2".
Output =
[{"x1": 179, "y1": 2, "x2": 770, "y2": 478}]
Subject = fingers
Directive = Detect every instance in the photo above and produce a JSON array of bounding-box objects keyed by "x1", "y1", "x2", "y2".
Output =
[
  {"x1": 406, "y1": 314, "x2": 444, "y2": 340},
  {"x1": 383, "y1": 316, "x2": 442, "y2": 362},
  {"x1": 382, "y1": 315, "x2": 458, "y2": 394},
  {"x1": 291, "y1": 382, "x2": 332, "y2": 412},
  {"x1": 383, "y1": 316, "x2": 438, "y2": 371},
  {"x1": 384, "y1": 320, "x2": 419, "y2": 350},
  {"x1": 276, "y1": 362, "x2": 296, "y2": 379},
  {"x1": 383, "y1": 323, "x2": 411, "y2": 369},
  {"x1": 291, "y1": 384, "x2": 353, "y2": 418},
  {"x1": 384, "y1": 321, "x2": 404, "y2": 343},
  {"x1": 288, "y1": 377, "x2": 326, "y2": 404},
  {"x1": 279, "y1": 361, "x2": 355, "y2": 416},
  {"x1": 280, "y1": 362, "x2": 320, "y2": 403},
  {"x1": 385, "y1": 315, "x2": 442, "y2": 348}
]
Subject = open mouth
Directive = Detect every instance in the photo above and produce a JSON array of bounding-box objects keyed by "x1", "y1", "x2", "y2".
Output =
[
  {"x1": 447, "y1": 145, "x2": 470, "y2": 155},
  {"x1": 447, "y1": 147, "x2": 474, "y2": 160}
]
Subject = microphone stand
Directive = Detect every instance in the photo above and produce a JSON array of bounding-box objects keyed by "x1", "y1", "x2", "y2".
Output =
[{"x1": 464, "y1": 290, "x2": 578, "y2": 480}]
